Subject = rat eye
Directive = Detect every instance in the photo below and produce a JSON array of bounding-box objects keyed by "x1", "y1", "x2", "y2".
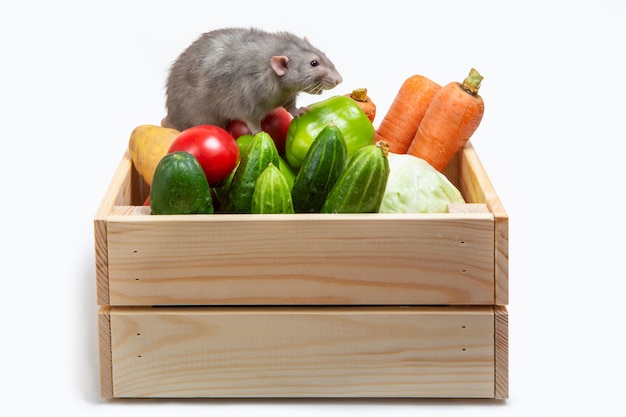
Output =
[{"x1": 310, "y1": 60, "x2": 319, "y2": 67}]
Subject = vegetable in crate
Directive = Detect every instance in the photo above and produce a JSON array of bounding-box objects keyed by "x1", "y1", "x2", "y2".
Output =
[
  {"x1": 251, "y1": 163, "x2": 295, "y2": 214},
  {"x1": 225, "y1": 131, "x2": 281, "y2": 213},
  {"x1": 407, "y1": 68, "x2": 485, "y2": 172},
  {"x1": 168, "y1": 124, "x2": 240, "y2": 186},
  {"x1": 236, "y1": 134, "x2": 295, "y2": 188},
  {"x1": 373, "y1": 74, "x2": 441, "y2": 154},
  {"x1": 379, "y1": 153, "x2": 465, "y2": 213},
  {"x1": 150, "y1": 151, "x2": 214, "y2": 215},
  {"x1": 345, "y1": 88, "x2": 376, "y2": 123},
  {"x1": 128, "y1": 124, "x2": 180, "y2": 186},
  {"x1": 321, "y1": 141, "x2": 390, "y2": 213},
  {"x1": 291, "y1": 124, "x2": 349, "y2": 213},
  {"x1": 226, "y1": 107, "x2": 293, "y2": 155},
  {"x1": 285, "y1": 95, "x2": 375, "y2": 170}
]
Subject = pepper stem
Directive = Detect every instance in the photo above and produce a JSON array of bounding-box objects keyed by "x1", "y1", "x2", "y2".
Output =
[{"x1": 462, "y1": 68, "x2": 483, "y2": 95}]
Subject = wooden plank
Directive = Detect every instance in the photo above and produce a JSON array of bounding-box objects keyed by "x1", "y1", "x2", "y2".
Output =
[
  {"x1": 107, "y1": 306, "x2": 498, "y2": 398},
  {"x1": 94, "y1": 151, "x2": 134, "y2": 306},
  {"x1": 447, "y1": 203, "x2": 490, "y2": 213},
  {"x1": 457, "y1": 142, "x2": 509, "y2": 306},
  {"x1": 105, "y1": 212, "x2": 496, "y2": 306},
  {"x1": 98, "y1": 306, "x2": 113, "y2": 399},
  {"x1": 494, "y1": 305, "x2": 509, "y2": 399}
]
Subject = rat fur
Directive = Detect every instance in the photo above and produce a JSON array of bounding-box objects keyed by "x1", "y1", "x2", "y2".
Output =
[{"x1": 162, "y1": 27, "x2": 343, "y2": 133}]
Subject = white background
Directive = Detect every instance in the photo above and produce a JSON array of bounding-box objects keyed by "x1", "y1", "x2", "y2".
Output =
[{"x1": 2, "y1": 0, "x2": 624, "y2": 415}]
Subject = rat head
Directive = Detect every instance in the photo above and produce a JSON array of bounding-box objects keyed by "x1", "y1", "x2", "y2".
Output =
[{"x1": 270, "y1": 34, "x2": 343, "y2": 95}]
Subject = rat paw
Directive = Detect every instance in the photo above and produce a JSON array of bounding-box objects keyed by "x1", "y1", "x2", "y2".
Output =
[{"x1": 292, "y1": 107, "x2": 309, "y2": 118}]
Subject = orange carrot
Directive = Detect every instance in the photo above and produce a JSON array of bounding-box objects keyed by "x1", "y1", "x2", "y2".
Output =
[
  {"x1": 345, "y1": 88, "x2": 376, "y2": 123},
  {"x1": 407, "y1": 68, "x2": 485, "y2": 172},
  {"x1": 373, "y1": 74, "x2": 441, "y2": 154}
]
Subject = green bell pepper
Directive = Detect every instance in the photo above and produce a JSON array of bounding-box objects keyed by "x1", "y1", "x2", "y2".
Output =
[{"x1": 285, "y1": 95, "x2": 375, "y2": 170}]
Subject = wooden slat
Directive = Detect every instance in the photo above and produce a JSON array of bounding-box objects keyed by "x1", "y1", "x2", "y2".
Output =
[
  {"x1": 98, "y1": 306, "x2": 113, "y2": 399},
  {"x1": 94, "y1": 151, "x2": 134, "y2": 306},
  {"x1": 447, "y1": 203, "x2": 490, "y2": 213},
  {"x1": 105, "y1": 212, "x2": 496, "y2": 306},
  {"x1": 107, "y1": 306, "x2": 498, "y2": 398},
  {"x1": 494, "y1": 305, "x2": 509, "y2": 399},
  {"x1": 457, "y1": 143, "x2": 509, "y2": 306}
]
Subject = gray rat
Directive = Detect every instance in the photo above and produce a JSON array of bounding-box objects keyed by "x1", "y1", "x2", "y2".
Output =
[{"x1": 162, "y1": 27, "x2": 343, "y2": 133}]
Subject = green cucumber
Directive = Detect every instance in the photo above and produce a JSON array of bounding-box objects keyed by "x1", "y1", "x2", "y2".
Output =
[
  {"x1": 226, "y1": 131, "x2": 280, "y2": 213},
  {"x1": 150, "y1": 151, "x2": 214, "y2": 215},
  {"x1": 291, "y1": 125, "x2": 348, "y2": 213},
  {"x1": 251, "y1": 163, "x2": 294, "y2": 214},
  {"x1": 321, "y1": 141, "x2": 390, "y2": 213},
  {"x1": 278, "y1": 156, "x2": 296, "y2": 189}
]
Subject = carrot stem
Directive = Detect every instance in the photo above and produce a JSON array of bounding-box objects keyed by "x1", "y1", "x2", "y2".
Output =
[
  {"x1": 462, "y1": 68, "x2": 483, "y2": 95},
  {"x1": 376, "y1": 140, "x2": 390, "y2": 157},
  {"x1": 350, "y1": 88, "x2": 369, "y2": 102}
]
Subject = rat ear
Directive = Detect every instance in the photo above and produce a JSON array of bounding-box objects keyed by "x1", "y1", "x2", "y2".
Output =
[
  {"x1": 271, "y1": 56, "x2": 289, "y2": 76},
  {"x1": 304, "y1": 36, "x2": 310, "y2": 43}
]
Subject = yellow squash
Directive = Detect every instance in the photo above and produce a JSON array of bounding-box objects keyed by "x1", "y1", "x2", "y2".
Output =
[{"x1": 128, "y1": 124, "x2": 180, "y2": 186}]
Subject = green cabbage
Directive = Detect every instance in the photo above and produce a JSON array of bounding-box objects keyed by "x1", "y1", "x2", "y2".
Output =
[{"x1": 379, "y1": 153, "x2": 465, "y2": 213}]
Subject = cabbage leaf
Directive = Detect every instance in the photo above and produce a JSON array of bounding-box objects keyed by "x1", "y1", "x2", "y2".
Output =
[{"x1": 379, "y1": 153, "x2": 465, "y2": 213}]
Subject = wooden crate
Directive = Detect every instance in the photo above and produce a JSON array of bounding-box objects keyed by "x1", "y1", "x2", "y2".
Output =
[{"x1": 94, "y1": 141, "x2": 509, "y2": 399}]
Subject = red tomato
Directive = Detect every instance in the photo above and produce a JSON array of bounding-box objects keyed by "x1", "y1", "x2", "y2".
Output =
[
  {"x1": 168, "y1": 125, "x2": 239, "y2": 186},
  {"x1": 225, "y1": 107, "x2": 293, "y2": 155}
]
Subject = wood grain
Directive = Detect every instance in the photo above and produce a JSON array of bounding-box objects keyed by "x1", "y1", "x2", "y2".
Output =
[
  {"x1": 456, "y1": 143, "x2": 509, "y2": 306},
  {"x1": 494, "y1": 305, "x2": 509, "y2": 399},
  {"x1": 98, "y1": 306, "x2": 113, "y2": 399},
  {"x1": 93, "y1": 152, "x2": 133, "y2": 306},
  {"x1": 105, "y1": 211, "x2": 495, "y2": 306},
  {"x1": 105, "y1": 306, "x2": 501, "y2": 398}
]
